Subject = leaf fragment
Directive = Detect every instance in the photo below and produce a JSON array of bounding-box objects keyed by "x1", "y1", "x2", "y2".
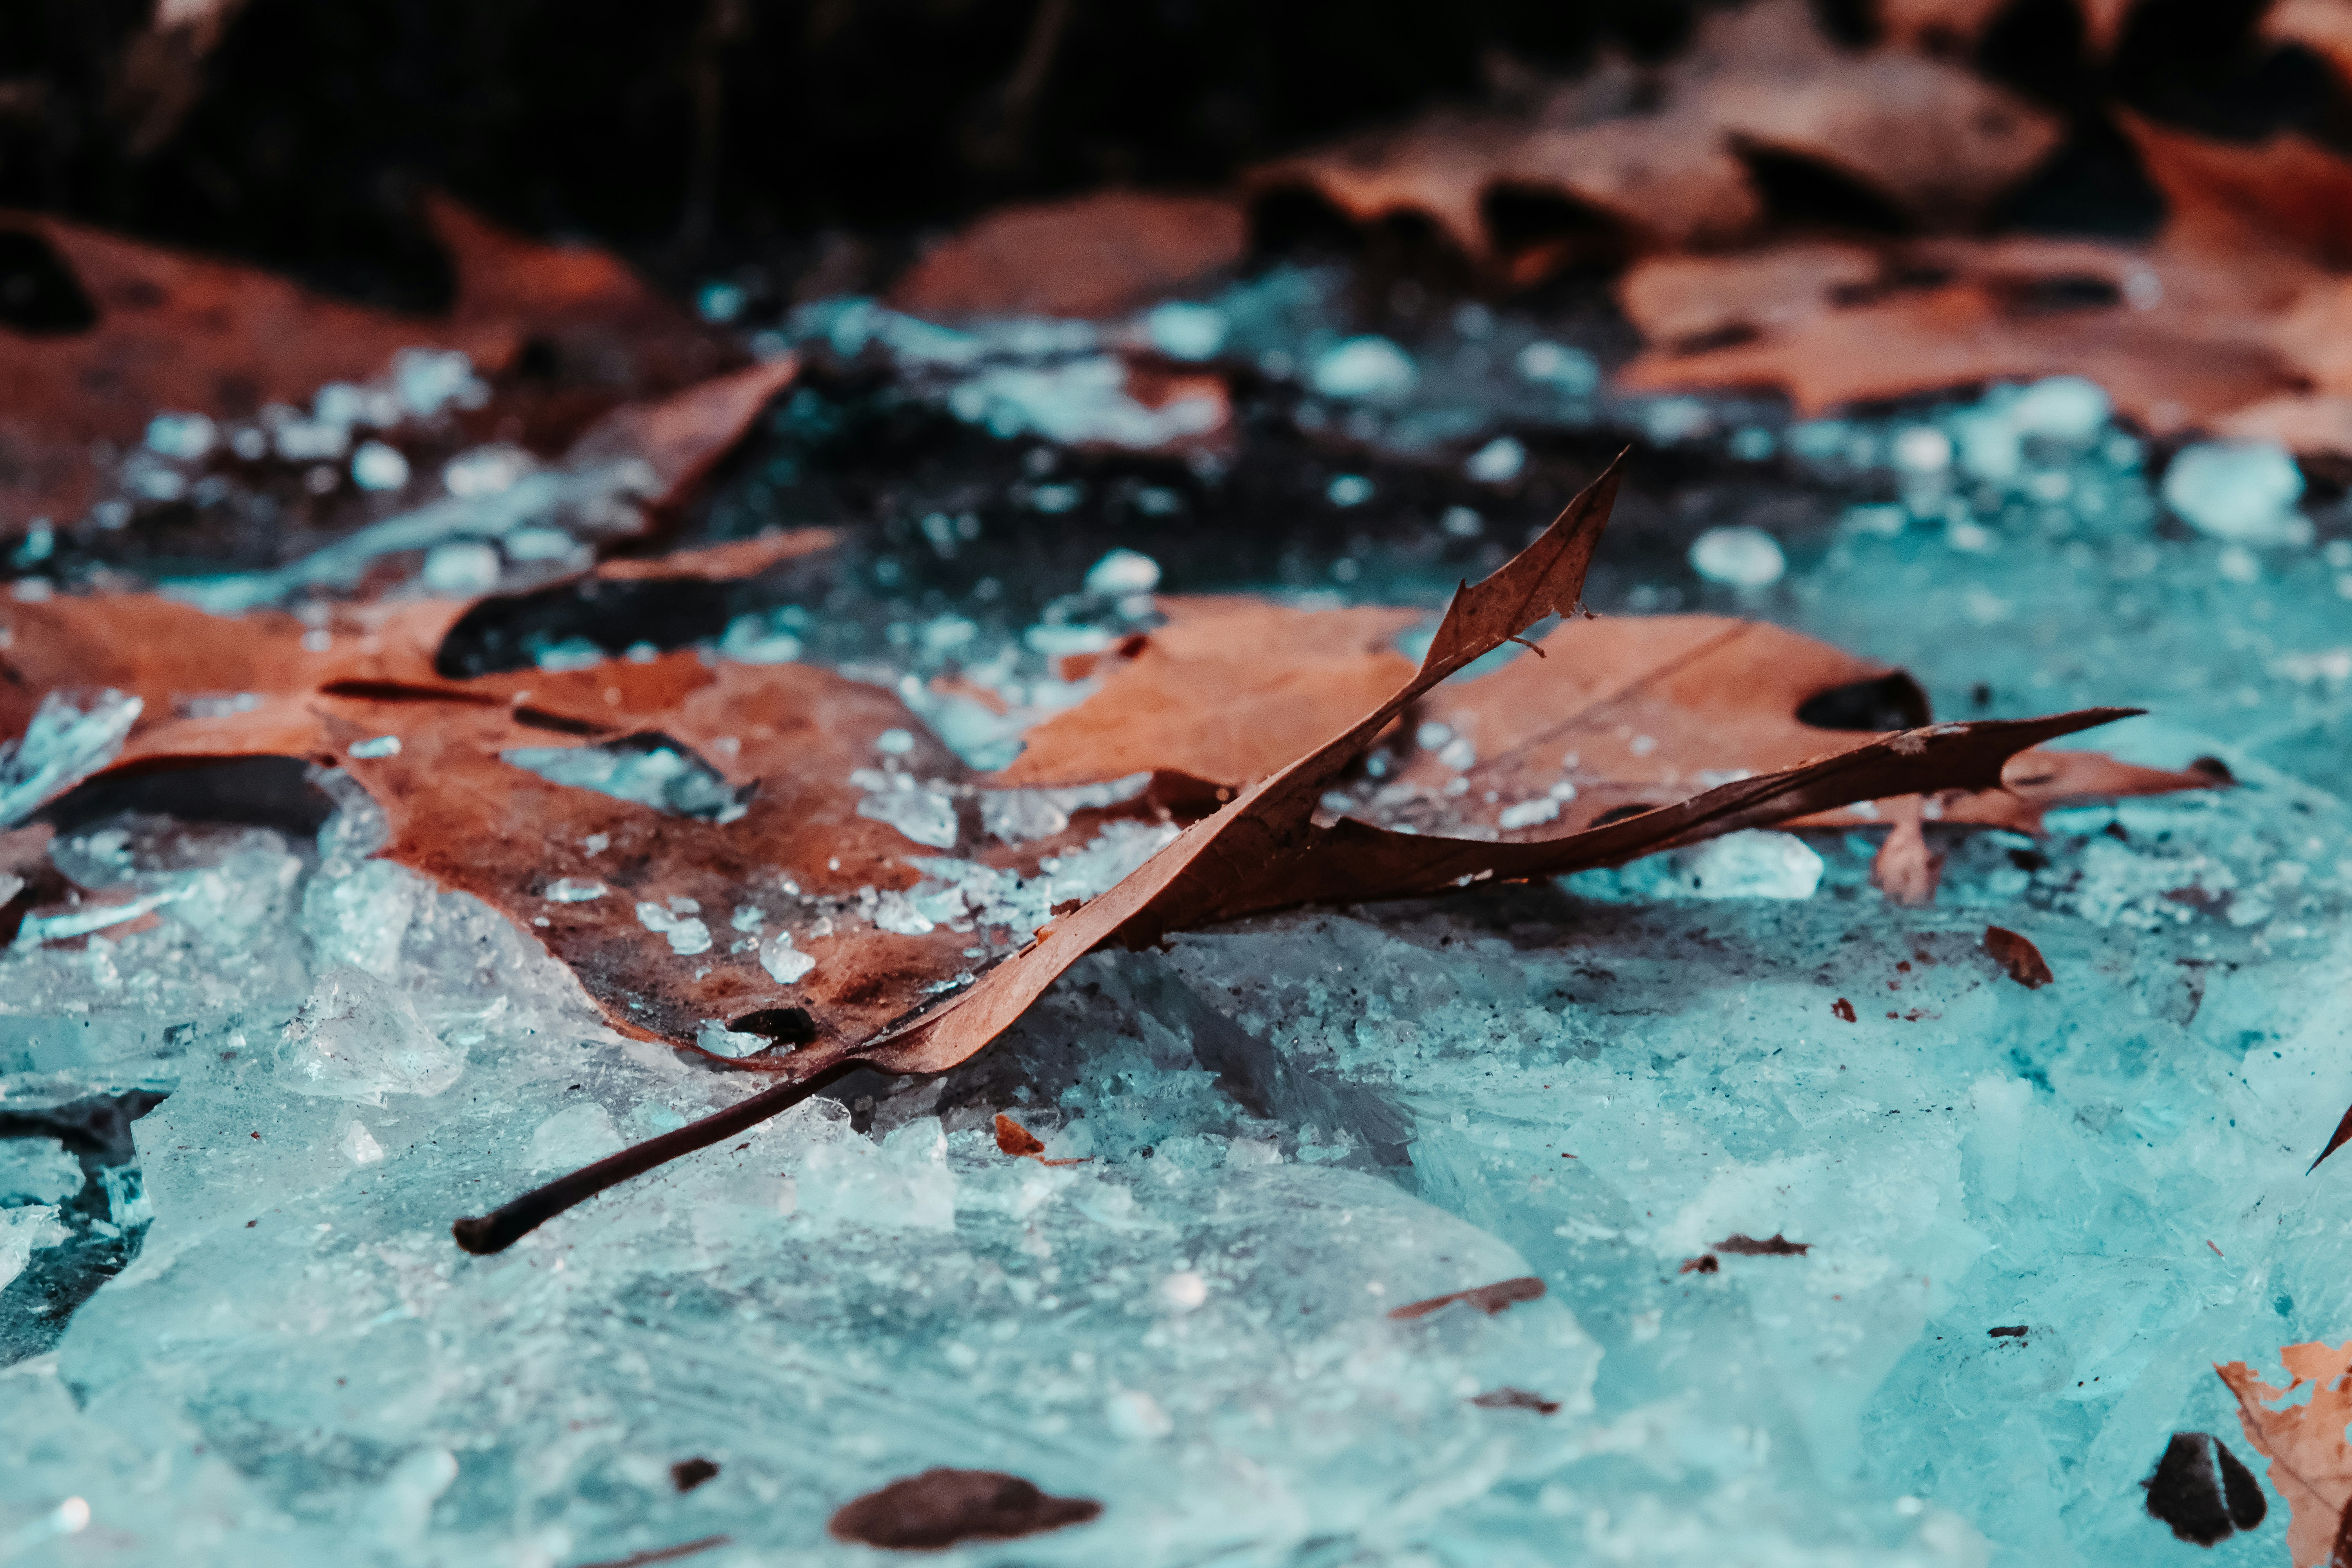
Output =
[
  {"x1": 1388, "y1": 1275, "x2": 1547, "y2": 1321},
  {"x1": 2216, "y1": 1341, "x2": 2352, "y2": 1567},
  {"x1": 1984, "y1": 925, "x2": 2054, "y2": 989},
  {"x1": 828, "y1": 1469, "x2": 1101, "y2": 1550}
]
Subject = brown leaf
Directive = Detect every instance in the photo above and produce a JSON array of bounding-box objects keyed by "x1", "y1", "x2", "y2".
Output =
[
  {"x1": 0, "y1": 196, "x2": 728, "y2": 535},
  {"x1": 1983, "y1": 925, "x2": 2054, "y2": 988},
  {"x1": 828, "y1": 1469, "x2": 1102, "y2": 1550},
  {"x1": 1881, "y1": 0, "x2": 2141, "y2": 56},
  {"x1": 1713, "y1": 1232, "x2": 1809, "y2": 1256},
  {"x1": 1388, "y1": 1275, "x2": 1548, "y2": 1321},
  {"x1": 1248, "y1": 0, "x2": 2058, "y2": 278},
  {"x1": 889, "y1": 190, "x2": 1246, "y2": 321},
  {"x1": 2120, "y1": 110, "x2": 2352, "y2": 271},
  {"x1": 2217, "y1": 1341, "x2": 2352, "y2": 1567},
  {"x1": 437, "y1": 459, "x2": 2158, "y2": 1251},
  {"x1": 1679, "y1": 1255, "x2": 1720, "y2": 1274},
  {"x1": 2269, "y1": 0, "x2": 2352, "y2": 90},
  {"x1": 668, "y1": 1457, "x2": 719, "y2": 1493}
]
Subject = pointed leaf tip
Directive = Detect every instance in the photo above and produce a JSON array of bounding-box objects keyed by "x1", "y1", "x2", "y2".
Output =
[{"x1": 1416, "y1": 451, "x2": 1625, "y2": 687}]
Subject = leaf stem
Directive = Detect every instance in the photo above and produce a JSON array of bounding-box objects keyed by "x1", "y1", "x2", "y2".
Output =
[{"x1": 451, "y1": 1060, "x2": 859, "y2": 1254}]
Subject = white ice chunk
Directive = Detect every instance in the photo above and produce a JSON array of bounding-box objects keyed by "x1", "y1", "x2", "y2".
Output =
[
  {"x1": 1464, "y1": 436, "x2": 1526, "y2": 483},
  {"x1": 0, "y1": 1138, "x2": 83, "y2": 1205},
  {"x1": 441, "y1": 444, "x2": 534, "y2": 498},
  {"x1": 855, "y1": 776, "x2": 960, "y2": 849},
  {"x1": 543, "y1": 878, "x2": 607, "y2": 902},
  {"x1": 392, "y1": 348, "x2": 488, "y2": 419},
  {"x1": 1310, "y1": 336, "x2": 1417, "y2": 400},
  {"x1": 1144, "y1": 301, "x2": 1228, "y2": 361},
  {"x1": 635, "y1": 902, "x2": 713, "y2": 955},
  {"x1": 14, "y1": 885, "x2": 189, "y2": 946},
  {"x1": 1689, "y1": 525, "x2": 1787, "y2": 588},
  {"x1": 420, "y1": 541, "x2": 501, "y2": 594},
  {"x1": 280, "y1": 965, "x2": 466, "y2": 1103},
  {"x1": 525, "y1": 1102, "x2": 623, "y2": 1173},
  {"x1": 947, "y1": 358, "x2": 1223, "y2": 450},
  {"x1": 2162, "y1": 441, "x2": 2312, "y2": 546},
  {"x1": 1497, "y1": 797, "x2": 1561, "y2": 830},
  {"x1": 1517, "y1": 339, "x2": 1599, "y2": 394},
  {"x1": 0, "y1": 689, "x2": 142, "y2": 825},
  {"x1": 2008, "y1": 375, "x2": 2111, "y2": 440},
  {"x1": 506, "y1": 743, "x2": 741, "y2": 820},
  {"x1": 697, "y1": 1020, "x2": 772, "y2": 1059},
  {"x1": 144, "y1": 411, "x2": 216, "y2": 461},
  {"x1": 1085, "y1": 548, "x2": 1160, "y2": 596},
  {"x1": 348, "y1": 735, "x2": 401, "y2": 760},
  {"x1": 760, "y1": 930, "x2": 816, "y2": 984},
  {"x1": 341, "y1": 1121, "x2": 385, "y2": 1166},
  {"x1": 1674, "y1": 830, "x2": 1823, "y2": 899},
  {"x1": 351, "y1": 441, "x2": 411, "y2": 492},
  {"x1": 980, "y1": 772, "x2": 1149, "y2": 844},
  {"x1": 0, "y1": 1203, "x2": 69, "y2": 1293}
]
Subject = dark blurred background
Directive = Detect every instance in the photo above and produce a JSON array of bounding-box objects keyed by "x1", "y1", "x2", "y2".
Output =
[{"x1": 3, "y1": 0, "x2": 2345, "y2": 309}]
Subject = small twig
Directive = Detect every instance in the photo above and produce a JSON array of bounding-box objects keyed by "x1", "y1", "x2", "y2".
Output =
[
  {"x1": 573, "y1": 1535, "x2": 731, "y2": 1568},
  {"x1": 1505, "y1": 635, "x2": 1546, "y2": 657},
  {"x1": 452, "y1": 1060, "x2": 857, "y2": 1255}
]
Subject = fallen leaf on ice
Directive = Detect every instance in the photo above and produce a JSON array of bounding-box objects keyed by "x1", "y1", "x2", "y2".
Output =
[
  {"x1": 1388, "y1": 1275, "x2": 1548, "y2": 1321},
  {"x1": 890, "y1": 190, "x2": 1246, "y2": 321},
  {"x1": 2216, "y1": 1340, "x2": 2352, "y2": 1566},
  {"x1": 1249, "y1": 0, "x2": 2056, "y2": 279}
]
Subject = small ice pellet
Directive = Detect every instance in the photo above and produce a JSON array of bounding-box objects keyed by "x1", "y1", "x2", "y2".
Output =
[
  {"x1": 1891, "y1": 427, "x2": 1952, "y2": 473},
  {"x1": 1310, "y1": 336, "x2": 1417, "y2": 400},
  {"x1": 350, "y1": 441, "x2": 410, "y2": 492},
  {"x1": 1442, "y1": 506, "x2": 1483, "y2": 538},
  {"x1": 1464, "y1": 436, "x2": 1526, "y2": 484},
  {"x1": 1416, "y1": 722, "x2": 1452, "y2": 750},
  {"x1": 876, "y1": 728, "x2": 915, "y2": 756},
  {"x1": 1326, "y1": 474, "x2": 1374, "y2": 508},
  {"x1": 543, "y1": 879, "x2": 607, "y2": 903},
  {"x1": 1085, "y1": 548, "x2": 1161, "y2": 596},
  {"x1": 348, "y1": 736, "x2": 401, "y2": 759},
  {"x1": 1688, "y1": 525, "x2": 1786, "y2": 588}
]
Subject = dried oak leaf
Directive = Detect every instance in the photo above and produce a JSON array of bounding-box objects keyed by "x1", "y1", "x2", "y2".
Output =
[
  {"x1": 828, "y1": 1469, "x2": 1101, "y2": 1549},
  {"x1": 2216, "y1": 1341, "x2": 2352, "y2": 1566},
  {"x1": 0, "y1": 193, "x2": 728, "y2": 534},
  {"x1": 889, "y1": 190, "x2": 1247, "y2": 321},
  {"x1": 1881, "y1": 0, "x2": 2141, "y2": 56},
  {"x1": 1, "y1": 532, "x2": 1165, "y2": 1056},
  {"x1": 998, "y1": 596, "x2": 2212, "y2": 849},
  {"x1": 1617, "y1": 111, "x2": 2352, "y2": 445},
  {"x1": 1247, "y1": 0, "x2": 2058, "y2": 278},
  {"x1": 439, "y1": 459, "x2": 2154, "y2": 1250}
]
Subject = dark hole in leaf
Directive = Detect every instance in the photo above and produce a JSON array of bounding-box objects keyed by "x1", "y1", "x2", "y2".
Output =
[
  {"x1": 728, "y1": 1006, "x2": 817, "y2": 1045},
  {"x1": 1736, "y1": 144, "x2": 1914, "y2": 235},
  {"x1": 670, "y1": 1457, "x2": 719, "y2": 1492},
  {"x1": 0, "y1": 229, "x2": 98, "y2": 336},
  {"x1": 319, "y1": 678, "x2": 501, "y2": 706},
  {"x1": 1480, "y1": 184, "x2": 1633, "y2": 275},
  {"x1": 828, "y1": 1468, "x2": 1101, "y2": 1550},
  {"x1": 511, "y1": 705, "x2": 611, "y2": 736},
  {"x1": 434, "y1": 562, "x2": 829, "y2": 679},
  {"x1": 2144, "y1": 1430, "x2": 2267, "y2": 1545},
  {"x1": 1988, "y1": 272, "x2": 2122, "y2": 314},
  {"x1": 1247, "y1": 186, "x2": 1370, "y2": 260},
  {"x1": 36, "y1": 756, "x2": 334, "y2": 837},
  {"x1": 1796, "y1": 671, "x2": 1932, "y2": 733}
]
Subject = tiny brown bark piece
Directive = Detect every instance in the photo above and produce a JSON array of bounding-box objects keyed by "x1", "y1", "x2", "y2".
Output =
[
  {"x1": 1984, "y1": 926, "x2": 2054, "y2": 989},
  {"x1": 1387, "y1": 1275, "x2": 1547, "y2": 1321},
  {"x1": 1713, "y1": 1233, "x2": 1809, "y2": 1256},
  {"x1": 1470, "y1": 1387, "x2": 1562, "y2": 1414},
  {"x1": 993, "y1": 1114, "x2": 1046, "y2": 1158},
  {"x1": 828, "y1": 1469, "x2": 1102, "y2": 1550}
]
